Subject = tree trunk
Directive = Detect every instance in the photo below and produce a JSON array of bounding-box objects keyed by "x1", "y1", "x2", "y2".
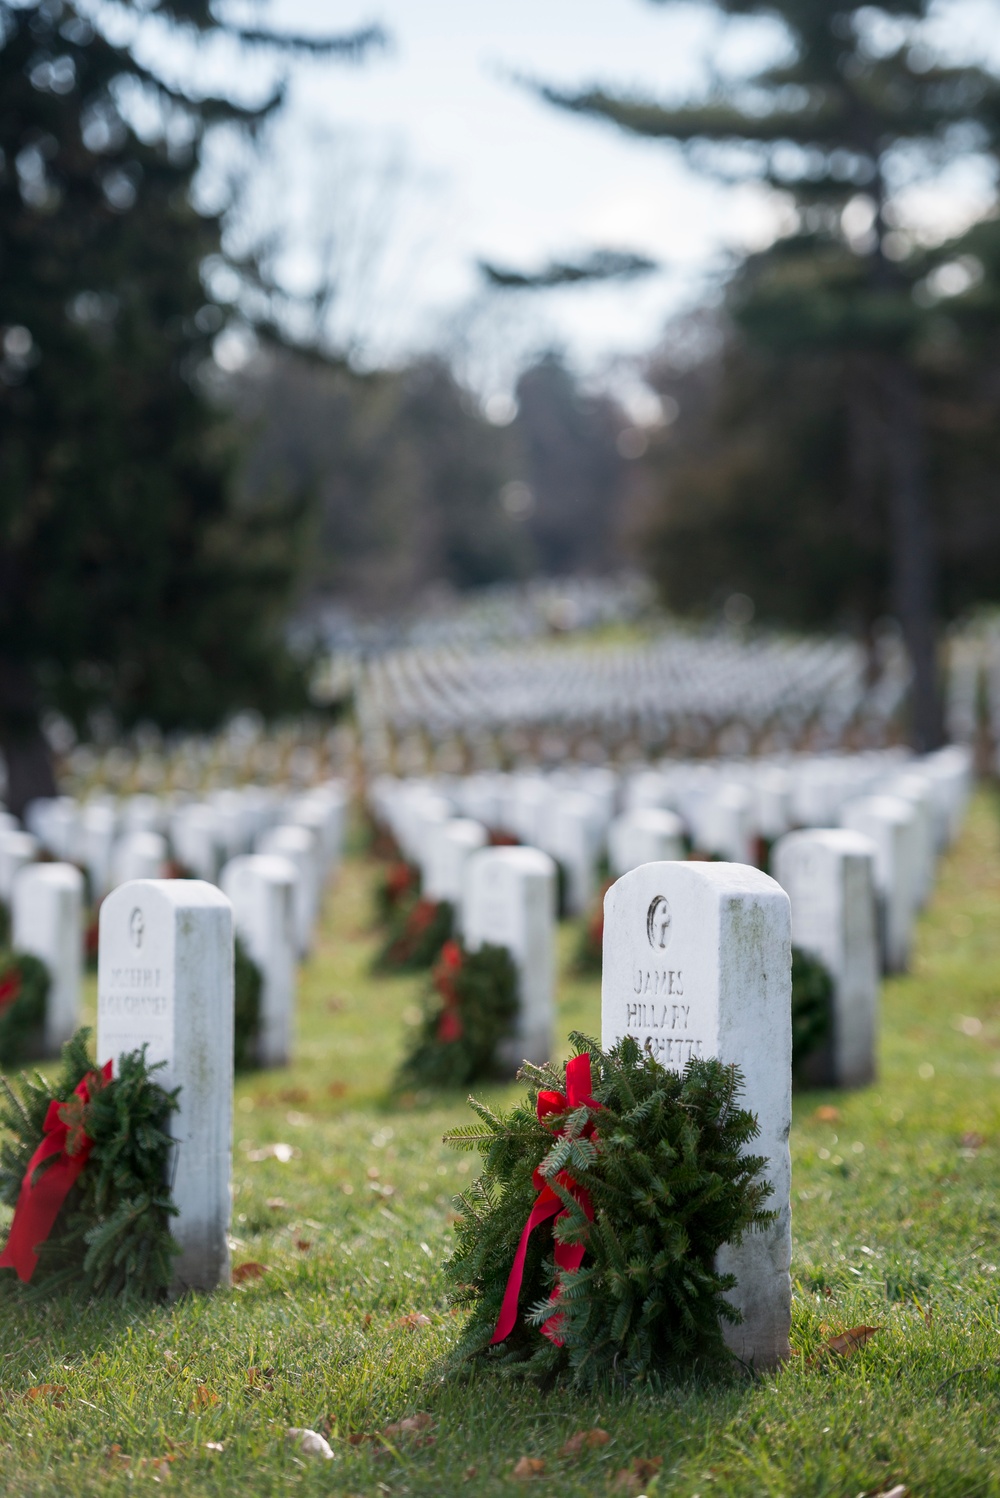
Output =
[
  {"x1": 0, "y1": 659, "x2": 57, "y2": 820},
  {"x1": 880, "y1": 357, "x2": 945, "y2": 753}
]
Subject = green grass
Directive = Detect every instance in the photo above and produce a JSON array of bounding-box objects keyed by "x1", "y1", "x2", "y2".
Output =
[{"x1": 2, "y1": 795, "x2": 1000, "y2": 1496}]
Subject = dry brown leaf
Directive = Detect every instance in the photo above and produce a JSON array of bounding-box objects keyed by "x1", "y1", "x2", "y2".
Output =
[
  {"x1": 383, "y1": 1412, "x2": 435, "y2": 1439},
  {"x1": 245, "y1": 1365, "x2": 274, "y2": 1392},
  {"x1": 190, "y1": 1386, "x2": 220, "y2": 1410},
  {"x1": 287, "y1": 1427, "x2": 335, "y2": 1460},
  {"x1": 561, "y1": 1428, "x2": 611, "y2": 1456},
  {"x1": 513, "y1": 1456, "x2": 546, "y2": 1478},
  {"x1": 265, "y1": 1197, "x2": 289, "y2": 1211},
  {"x1": 347, "y1": 1432, "x2": 375, "y2": 1447},
  {"x1": 278, "y1": 1088, "x2": 309, "y2": 1104},
  {"x1": 24, "y1": 1384, "x2": 67, "y2": 1405},
  {"x1": 818, "y1": 1324, "x2": 881, "y2": 1359},
  {"x1": 396, "y1": 1312, "x2": 432, "y2": 1330},
  {"x1": 961, "y1": 1132, "x2": 985, "y2": 1150},
  {"x1": 611, "y1": 1457, "x2": 663, "y2": 1494},
  {"x1": 232, "y1": 1261, "x2": 267, "y2": 1284},
  {"x1": 296, "y1": 1240, "x2": 312, "y2": 1252},
  {"x1": 814, "y1": 1105, "x2": 841, "y2": 1123},
  {"x1": 464, "y1": 1466, "x2": 478, "y2": 1481}
]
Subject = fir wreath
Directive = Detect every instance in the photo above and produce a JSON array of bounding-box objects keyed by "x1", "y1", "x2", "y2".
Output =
[
  {"x1": 397, "y1": 939, "x2": 518, "y2": 1089},
  {"x1": 0, "y1": 1028, "x2": 179, "y2": 1299},
  {"x1": 790, "y1": 946, "x2": 834, "y2": 1079},
  {"x1": 0, "y1": 953, "x2": 50, "y2": 1068},
  {"x1": 444, "y1": 1034, "x2": 775, "y2": 1387},
  {"x1": 373, "y1": 896, "x2": 454, "y2": 972},
  {"x1": 373, "y1": 859, "x2": 420, "y2": 928},
  {"x1": 233, "y1": 934, "x2": 263, "y2": 1072}
]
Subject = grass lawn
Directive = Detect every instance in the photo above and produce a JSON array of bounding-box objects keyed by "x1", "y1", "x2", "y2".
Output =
[{"x1": 2, "y1": 793, "x2": 1000, "y2": 1497}]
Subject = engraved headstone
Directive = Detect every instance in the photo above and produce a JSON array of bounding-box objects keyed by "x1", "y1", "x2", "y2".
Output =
[
  {"x1": 462, "y1": 846, "x2": 557, "y2": 1072},
  {"x1": 601, "y1": 861, "x2": 792, "y2": 1369},
  {"x1": 97, "y1": 880, "x2": 233, "y2": 1292},
  {"x1": 11, "y1": 862, "x2": 84, "y2": 1053},
  {"x1": 220, "y1": 854, "x2": 297, "y2": 1067},
  {"x1": 840, "y1": 795, "x2": 918, "y2": 973},
  {"x1": 772, "y1": 829, "x2": 879, "y2": 1087}
]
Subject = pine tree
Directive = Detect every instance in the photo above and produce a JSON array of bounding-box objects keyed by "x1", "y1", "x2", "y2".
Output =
[
  {"x1": 0, "y1": 0, "x2": 382, "y2": 812},
  {"x1": 538, "y1": 2, "x2": 1000, "y2": 749}
]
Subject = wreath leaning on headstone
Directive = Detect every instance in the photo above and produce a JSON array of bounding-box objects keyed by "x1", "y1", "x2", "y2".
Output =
[
  {"x1": 396, "y1": 939, "x2": 519, "y2": 1090},
  {"x1": 790, "y1": 946, "x2": 834, "y2": 1081},
  {"x1": 373, "y1": 896, "x2": 454, "y2": 972},
  {"x1": 0, "y1": 1028, "x2": 179, "y2": 1299},
  {"x1": 444, "y1": 1034, "x2": 775, "y2": 1388},
  {"x1": 0, "y1": 953, "x2": 51, "y2": 1068},
  {"x1": 233, "y1": 934, "x2": 263, "y2": 1072}
]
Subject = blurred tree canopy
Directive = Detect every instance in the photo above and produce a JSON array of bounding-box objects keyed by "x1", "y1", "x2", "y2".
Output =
[
  {"x1": 0, "y1": 0, "x2": 380, "y2": 811},
  {"x1": 541, "y1": 0, "x2": 1000, "y2": 749}
]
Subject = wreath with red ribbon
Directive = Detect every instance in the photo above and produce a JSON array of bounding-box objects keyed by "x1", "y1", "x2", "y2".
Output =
[
  {"x1": 444, "y1": 1034, "x2": 776, "y2": 1386},
  {"x1": 396, "y1": 939, "x2": 519, "y2": 1089},
  {"x1": 0, "y1": 952, "x2": 50, "y2": 1067},
  {"x1": 373, "y1": 895, "x2": 454, "y2": 972}
]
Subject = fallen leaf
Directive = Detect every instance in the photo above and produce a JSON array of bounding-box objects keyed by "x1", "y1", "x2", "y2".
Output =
[
  {"x1": 347, "y1": 1432, "x2": 374, "y2": 1447},
  {"x1": 287, "y1": 1428, "x2": 335, "y2": 1460},
  {"x1": 278, "y1": 1088, "x2": 309, "y2": 1104},
  {"x1": 363, "y1": 1314, "x2": 373, "y2": 1327},
  {"x1": 24, "y1": 1384, "x2": 67, "y2": 1405},
  {"x1": 266, "y1": 1197, "x2": 290, "y2": 1211},
  {"x1": 561, "y1": 1428, "x2": 611, "y2": 1456},
  {"x1": 814, "y1": 1105, "x2": 841, "y2": 1123},
  {"x1": 513, "y1": 1456, "x2": 546, "y2": 1478},
  {"x1": 868, "y1": 1488, "x2": 908, "y2": 1498},
  {"x1": 961, "y1": 1132, "x2": 985, "y2": 1150},
  {"x1": 246, "y1": 1142, "x2": 298, "y2": 1163},
  {"x1": 464, "y1": 1466, "x2": 478, "y2": 1481},
  {"x1": 190, "y1": 1386, "x2": 220, "y2": 1409},
  {"x1": 383, "y1": 1412, "x2": 435, "y2": 1439},
  {"x1": 611, "y1": 1457, "x2": 663, "y2": 1494},
  {"x1": 204, "y1": 1442, "x2": 224, "y2": 1453},
  {"x1": 232, "y1": 1261, "x2": 267, "y2": 1284},
  {"x1": 396, "y1": 1312, "x2": 431, "y2": 1330},
  {"x1": 296, "y1": 1240, "x2": 312, "y2": 1252},
  {"x1": 813, "y1": 1325, "x2": 881, "y2": 1361},
  {"x1": 245, "y1": 1365, "x2": 275, "y2": 1393}
]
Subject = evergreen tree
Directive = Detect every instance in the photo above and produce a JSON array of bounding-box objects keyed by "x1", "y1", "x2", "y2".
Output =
[
  {"x1": 0, "y1": 0, "x2": 381, "y2": 812},
  {"x1": 538, "y1": 1, "x2": 1000, "y2": 749}
]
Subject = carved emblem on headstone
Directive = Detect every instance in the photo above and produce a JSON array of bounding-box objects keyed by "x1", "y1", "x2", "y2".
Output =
[
  {"x1": 646, "y1": 895, "x2": 672, "y2": 950},
  {"x1": 129, "y1": 907, "x2": 144, "y2": 949}
]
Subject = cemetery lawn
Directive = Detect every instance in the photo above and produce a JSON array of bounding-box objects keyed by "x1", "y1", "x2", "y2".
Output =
[{"x1": 3, "y1": 799, "x2": 1000, "y2": 1497}]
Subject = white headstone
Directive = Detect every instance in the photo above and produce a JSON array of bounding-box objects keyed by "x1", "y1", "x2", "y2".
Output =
[
  {"x1": 544, "y1": 792, "x2": 603, "y2": 916},
  {"x1": 608, "y1": 808, "x2": 686, "y2": 876},
  {"x1": 11, "y1": 862, "x2": 84, "y2": 1053},
  {"x1": 112, "y1": 831, "x2": 168, "y2": 887},
  {"x1": 463, "y1": 846, "x2": 557, "y2": 1073},
  {"x1": 601, "y1": 861, "x2": 791, "y2": 1370},
  {"x1": 97, "y1": 880, "x2": 233, "y2": 1292},
  {"x1": 255, "y1": 824, "x2": 318, "y2": 957},
  {"x1": 423, "y1": 819, "x2": 488, "y2": 914},
  {"x1": 840, "y1": 795, "x2": 918, "y2": 974},
  {"x1": 0, "y1": 829, "x2": 39, "y2": 902},
  {"x1": 696, "y1": 783, "x2": 755, "y2": 863},
  {"x1": 772, "y1": 829, "x2": 879, "y2": 1087},
  {"x1": 170, "y1": 804, "x2": 222, "y2": 883},
  {"x1": 220, "y1": 854, "x2": 297, "y2": 1068},
  {"x1": 81, "y1": 802, "x2": 117, "y2": 900}
]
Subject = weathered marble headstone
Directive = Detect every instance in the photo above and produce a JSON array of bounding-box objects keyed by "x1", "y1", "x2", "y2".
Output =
[
  {"x1": 220, "y1": 854, "x2": 297, "y2": 1068},
  {"x1": 81, "y1": 802, "x2": 117, "y2": 900},
  {"x1": 462, "y1": 846, "x2": 557, "y2": 1073},
  {"x1": 697, "y1": 783, "x2": 754, "y2": 863},
  {"x1": 601, "y1": 860, "x2": 791, "y2": 1369},
  {"x1": 772, "y1": 829, "x2": 879, "y2": 1087},
  {"x1": 112, "y1": 830, "x2": 168, "y2": 887},
  {"x1": 170, "y1": 804, "x2": 222, "y2": 883},
  {"x1": 0, "y1": 829, "x2": 39, "y2": 902},
  {"x1": 11, "y1": 862, "x2": 84, "y2": 1053},
  {"x1": 545, "y1": 792, "x2": 603, "y2": 916},
  {"x1": 608, "y1": 807, "x2": 686, "y2": 876},
  {"x1": 97, "y1": 880, "x2": 233, "y2": 1292}
]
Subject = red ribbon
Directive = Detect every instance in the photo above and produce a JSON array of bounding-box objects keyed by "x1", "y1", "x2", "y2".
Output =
[
  {"x1": 0, "y1": 968, "x2": 22, "y2": 1013},
  {"x1": 435, "y1": 940, "x2": 464, "y2": 1043},
  {"x1": 491, "y1": 1052, "x2": 599, "y2": 1347},
  {"x1": 0, "y1": 1060, "x2": 112, "y2": 1284}
]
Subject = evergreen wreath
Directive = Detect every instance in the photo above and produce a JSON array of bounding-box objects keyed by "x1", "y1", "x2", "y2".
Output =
[
  {"x1": 572, "y1": 880, "x2": 614, "y2": 975},
  {"x1": 790, "y1": 946, "x2": 834, "y2": 1080},
  {"x1": 373, "y1": 858, "x2": 420, "y2": 927},
  {"x1": 397, "y1": 939, "x2": 519, "y2": 1089},
  {"x1": 0, "y1": 953, "x2": 51, "y2": 1068},
  {"x1": 0, "y1": 1028, "x2": 179, "y2": 1299},
  {"x1": 373, "y1": 896, "x2": 454, "y2": 972},
  {"x1": 233, "y1": 934, "x2": 263, "y2": 1072},
  {"x1": 0, "y1": 899, "x2": 9, "y2": 947},
  {"x1": 444, "y1": 1034, "x2": 775, "y2": 1388}
]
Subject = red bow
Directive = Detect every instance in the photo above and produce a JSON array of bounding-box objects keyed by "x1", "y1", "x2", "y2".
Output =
[
  {"x1": 435, "y1": 940, "x2": 464, "y2": 1043},
  {"x1": 0, "y1": 1060, "x2": 112, "y2": 1284},
  {"x1": 491, "y1": 1052, "x2": 599, "y2": 1347},
  {"x1": 0, "y1": 968, "x2": 22, "y2": 1013}
]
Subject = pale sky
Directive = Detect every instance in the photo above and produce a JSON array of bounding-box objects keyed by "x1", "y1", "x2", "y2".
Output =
[{"x1": 129, "y1": 0, "x2": 1000, "y2": 407}]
